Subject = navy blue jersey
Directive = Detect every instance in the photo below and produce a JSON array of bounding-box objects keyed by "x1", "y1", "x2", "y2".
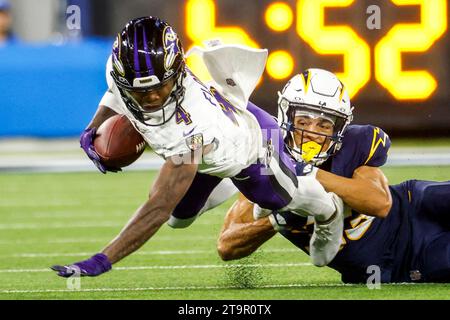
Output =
[
  {"x1": 279, "y1": 125, "x2": 450, "y2": 282},
  {"x1": 278, "y1": 124, "x2": 403, "y2": 282},
  {"x1": 327, "y1": 124, "x2": 390, "y2": 178},
  {"x1": 278, "y1": 124, "x2": 450, "y2": 283}
]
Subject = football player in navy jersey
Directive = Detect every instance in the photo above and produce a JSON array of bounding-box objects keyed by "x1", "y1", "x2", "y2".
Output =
[{"x1": 217, "y1": 69, "x2": 450, "y2": 283}]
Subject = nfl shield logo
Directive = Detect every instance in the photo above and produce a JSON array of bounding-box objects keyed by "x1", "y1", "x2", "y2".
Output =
[
  {"x1": 186, "y1": 133, "x2": 203, "y2": 151},
  {"x1": 409, "y1": 270, "x2": 422, "y2": 281}
]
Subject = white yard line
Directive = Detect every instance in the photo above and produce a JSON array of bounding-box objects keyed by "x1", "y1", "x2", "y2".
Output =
[
  {"x1": 0, "y1": 283, "x2": 350, "y2": 294},
  {"x1": 0, "y1": 282, "x2": 422, "y2": 294},
  {"x1": 2, "y1": 248, "x2": 299, "y2": 258},
  {"x1": 0, "y1": 222, "x2": 122, "y2": 230},
  {"x1": 10, "y1": 250, "x2": 212, "y2": 258},
  {"x1": 0, "y1": 235, "x2": 217, "y2": 245},
  {"x1": 0, "y1": 219, "x2": 219, "y2": 230},
  {"x1": 1, "y1": 212, "x2": 129, "y2": 218},
  {"x1": 0, "y1": 262, "x2": 313, "y2": 274}
]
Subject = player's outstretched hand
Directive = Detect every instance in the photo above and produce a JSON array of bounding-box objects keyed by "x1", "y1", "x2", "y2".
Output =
[
  {"x1": 79, "y1": 128, "x2": 121, "y2": 174},
  {"x1": 51, "y1": 253, "x2": 112, "y2": 277}
]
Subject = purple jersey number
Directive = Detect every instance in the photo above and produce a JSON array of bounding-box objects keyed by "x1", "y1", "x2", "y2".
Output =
[
  {"x1": 210, "y1": 87, "x2": 239, "y2": 126},
  {"x1": 185, "y1": 68, "x2": 239, "y2": 126},
  {"x1": 175, "y1": 106, "x2": 192, "y2": 125}
]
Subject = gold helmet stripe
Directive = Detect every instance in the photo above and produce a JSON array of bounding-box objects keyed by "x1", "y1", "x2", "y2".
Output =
[
  {"x1": 338, "y1": 81, "x2": 345, "y2": 102},
  {"x1": 301, "y1": 70, "x2": 311, "y2": 94}
]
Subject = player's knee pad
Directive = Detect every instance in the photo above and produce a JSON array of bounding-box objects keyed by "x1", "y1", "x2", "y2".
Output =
[
  {"x1": 422, "y1": 233, "x2": 450, "y2": 282},
  {"x1": 167, "y1": 215, "x2": 197, "y2": 229}
]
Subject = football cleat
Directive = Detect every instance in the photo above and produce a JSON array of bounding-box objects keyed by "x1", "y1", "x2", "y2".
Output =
[{"x1": 309, "y1": 193, "x2": 344, "y2": 267}]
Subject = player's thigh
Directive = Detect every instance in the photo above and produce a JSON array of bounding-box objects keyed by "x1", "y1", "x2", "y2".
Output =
[
  {"x1": 168, "y1": 173, "x2": 222, "y2": 228},
  {"x1": 198, "y1": 178, "x2": 238, "y2": 215},
  {"x1": 421, "y1": 232, "x2": 450, "y2": 282},
  {"x1": 413, "y1": 180, "x2": 450, "y2": 226}
]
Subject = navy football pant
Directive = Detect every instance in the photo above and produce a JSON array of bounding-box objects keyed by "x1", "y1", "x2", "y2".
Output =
[
  {"x1": 407, "y1": 180, "x2": 450, "y2": 282},
  {"x1": 422, "y1": 232, "x2": 450, "y2": 282},
  {"x1": 415, "y1": 180, "x2": 450, "y2": 228}
]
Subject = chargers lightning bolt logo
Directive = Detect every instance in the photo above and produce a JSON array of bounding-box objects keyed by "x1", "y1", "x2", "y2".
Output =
[{"x1": 364, "y1": 127, "x2": 388, "y2": 165}]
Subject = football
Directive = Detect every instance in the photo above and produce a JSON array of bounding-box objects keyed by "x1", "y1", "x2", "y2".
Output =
[{"x1": 94, "y1": 114, "x2": 146, "y2": 168}]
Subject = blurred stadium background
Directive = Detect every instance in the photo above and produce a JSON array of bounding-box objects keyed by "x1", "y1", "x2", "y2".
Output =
[
  {"x1": 1, "y1": 0, "x2": 449, "y2": 170},
  {"x1": 0, "y1": 0, "x2": 449, "y2": 299},
  {"x1": 1, "y1": 0, "x2": 449, "y2": 138}
]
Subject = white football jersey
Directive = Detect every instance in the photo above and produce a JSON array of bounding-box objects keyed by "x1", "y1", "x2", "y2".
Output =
[{"x1": 99, "y1": 57, "x2": 263, "y2": 178}]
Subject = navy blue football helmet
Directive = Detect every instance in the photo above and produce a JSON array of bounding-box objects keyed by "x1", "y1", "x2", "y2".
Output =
[{"x1": 110, "y1": 16, "x2": 186, "y2": 126}]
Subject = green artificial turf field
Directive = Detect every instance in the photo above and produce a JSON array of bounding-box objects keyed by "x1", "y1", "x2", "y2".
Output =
[{"x1": 0, "y1": 166, "x2": 449, "y2": 300}]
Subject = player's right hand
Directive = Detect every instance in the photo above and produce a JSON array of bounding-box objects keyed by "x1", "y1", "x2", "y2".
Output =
[
  {"x1": 51, "y1": 253, "x2": 112, "y2": 277},
  {"x1": 79, "y1": 128, "x2": 121, "y2": 174}
]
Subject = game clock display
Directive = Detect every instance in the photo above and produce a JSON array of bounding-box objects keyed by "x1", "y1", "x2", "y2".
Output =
[{"x1": 174, "y1": 0, "x2": 449, "y2": 133}]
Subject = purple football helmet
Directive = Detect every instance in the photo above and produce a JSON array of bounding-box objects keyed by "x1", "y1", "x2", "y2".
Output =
[{"x1": 110, "y1": 16, "x2": 186, "y2": 126}]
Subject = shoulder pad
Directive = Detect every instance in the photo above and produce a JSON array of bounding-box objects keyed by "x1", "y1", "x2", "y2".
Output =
[{"x1": 345, "y1": 125, "x2": 391, "y2": 167}]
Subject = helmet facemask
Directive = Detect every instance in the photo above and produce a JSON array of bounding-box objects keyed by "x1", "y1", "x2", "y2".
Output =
[
  {"x1": 111, "y1": 67, "x2": 186, "y2": 126},
  {"x1": 110, "y1": 16, "x2": 187, "y2": 126},
  {"x1": 280, "y1": 100, "x2": 352, "y2": 165},
  {"x1": 277, "y1": 69, "x2": 354, "y2": 165}
]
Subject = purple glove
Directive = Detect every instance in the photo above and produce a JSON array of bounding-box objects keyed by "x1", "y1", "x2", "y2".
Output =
[
  {"x1": 79, "y1": 128, "x2": 121, "y2": 174},
  {"x1": 51, "y1": 253, "x2": 112, "y2": 277}
]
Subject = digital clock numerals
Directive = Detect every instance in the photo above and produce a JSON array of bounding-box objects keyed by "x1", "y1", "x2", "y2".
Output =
[
  {"x1": 297, "y1": 0, "x2": 371, "y2": 98},
  {"x1": 185, "y1": 0, "x2": 260, "y2": 83},
  {"x1": 185, "y1": 0, "x2": 448, "y2": 100},
  {"x1": 375, "y1": 0, "x2": 447, "y2": 100}
]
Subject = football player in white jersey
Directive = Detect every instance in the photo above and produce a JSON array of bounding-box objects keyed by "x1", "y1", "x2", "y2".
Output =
[{"x1": 51, "y1": 17, "x2": 344, "y2": 277}]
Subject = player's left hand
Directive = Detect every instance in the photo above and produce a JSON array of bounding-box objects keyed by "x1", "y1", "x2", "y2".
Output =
[
  {"x1": 50, "y1": 253, "x2": 112, "y2": 277},
  {"x1": 79, "y1": 128, "x2": 122, "y2": 174}
]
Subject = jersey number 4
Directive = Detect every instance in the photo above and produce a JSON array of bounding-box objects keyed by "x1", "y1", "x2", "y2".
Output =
[{"x1": 175, "y1": 106, "x2": 192, "y2": 125}]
